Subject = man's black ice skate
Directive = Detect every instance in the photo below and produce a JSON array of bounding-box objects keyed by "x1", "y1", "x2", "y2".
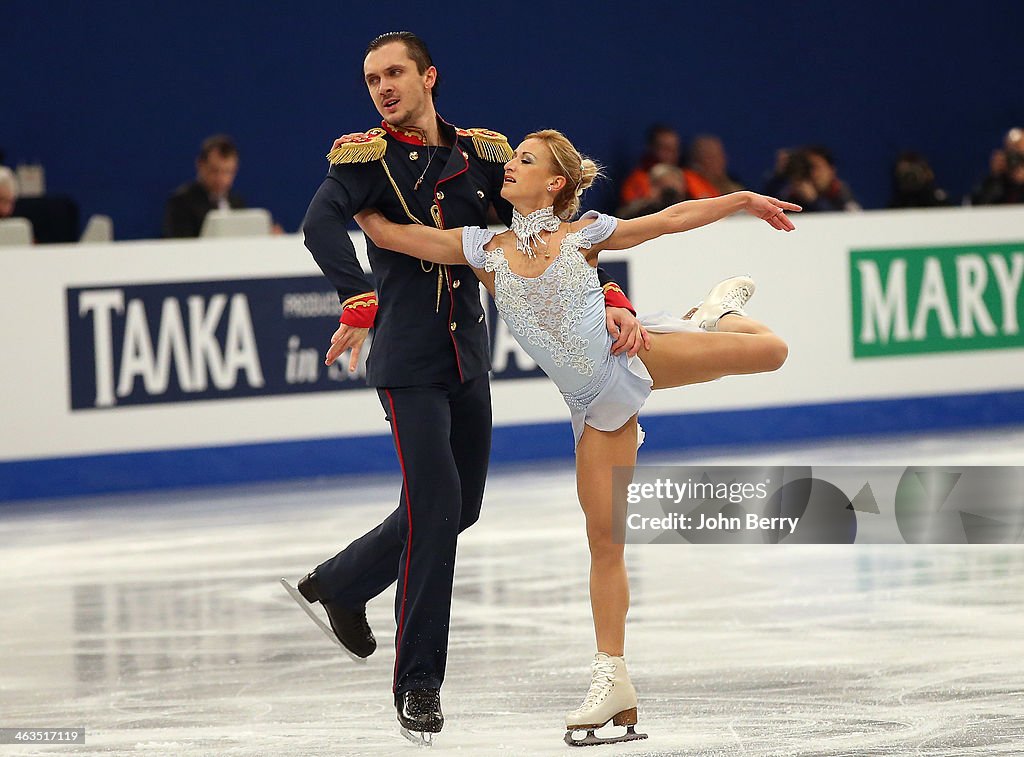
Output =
[
  {"x1": 296, "y1": 572, "x2": 376, "y2": 657},
  {"x1": 396, "y1": 689, "x2": 443, "y2": 746},
  {"x1": 279, "y1": 572, "x2": 375, "y2": 662}
]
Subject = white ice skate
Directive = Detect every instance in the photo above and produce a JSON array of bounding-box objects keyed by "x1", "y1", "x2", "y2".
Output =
[
  {"x1": 687, "y1": 275, "x2": 756, "y2": 331},
  {"x1": 564, "y1": 652, "x2": 648, "y2": 747}
]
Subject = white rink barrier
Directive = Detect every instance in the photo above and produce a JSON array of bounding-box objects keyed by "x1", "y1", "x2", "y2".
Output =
[{"x1": 2, "y1": 206, "x2": 1022, "y2": 500}]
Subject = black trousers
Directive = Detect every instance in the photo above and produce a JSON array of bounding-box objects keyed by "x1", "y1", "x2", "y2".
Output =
[{"x1": 313, "y1": 373, "x2": 491, "y2": 694}]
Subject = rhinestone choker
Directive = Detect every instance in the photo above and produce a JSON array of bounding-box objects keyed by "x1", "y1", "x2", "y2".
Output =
[{"x1": 511, "y1": 206, "x2": 561, "y2": 259}]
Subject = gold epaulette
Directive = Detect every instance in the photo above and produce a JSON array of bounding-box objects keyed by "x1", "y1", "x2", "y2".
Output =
[
  {"x1": 327, "y1": 128, "x2": 387, "y2": 164},
  {"x1": 458, "y1": 128, "x2": 514, "y2": 163}
]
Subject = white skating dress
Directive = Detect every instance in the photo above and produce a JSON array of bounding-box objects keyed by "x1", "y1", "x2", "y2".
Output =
[{"x1": 462, "y1": 212, "x2": 698, "y2": 447}]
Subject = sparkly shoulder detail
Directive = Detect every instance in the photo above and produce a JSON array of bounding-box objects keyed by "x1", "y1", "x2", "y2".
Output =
[
  {"x1": 461, "y1": 226, "x2": 499, "y2": 269},
  {"x1": 576, "y1": 210, "x2": 618, "y2": 247}
]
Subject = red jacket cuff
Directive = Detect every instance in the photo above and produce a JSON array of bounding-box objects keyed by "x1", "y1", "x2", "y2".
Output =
[
  {"x1": 339, "y1": 292, "x2": 378, "y2": 328},
  {"x1": 602, "y1": 283, "x2": 636, "y2": 315}
]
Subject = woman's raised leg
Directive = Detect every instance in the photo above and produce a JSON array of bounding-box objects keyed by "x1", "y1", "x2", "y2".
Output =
[{"x1": 637, "y1": 315, "x2": 788, "y2": 390}]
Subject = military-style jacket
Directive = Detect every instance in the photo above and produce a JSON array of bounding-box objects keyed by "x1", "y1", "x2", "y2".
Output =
[{"x1": 303, "y1": 117, "x2": 633, "y2": 388}]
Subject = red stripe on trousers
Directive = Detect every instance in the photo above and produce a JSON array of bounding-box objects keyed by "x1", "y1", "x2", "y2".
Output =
[{"x1": 385, "y1": 389, "x2": 414, "y2": 693}]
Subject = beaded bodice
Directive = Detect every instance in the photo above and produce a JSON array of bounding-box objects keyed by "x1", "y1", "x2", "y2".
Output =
[
  {"x1": 462, "y1": 211, "x2": 618, "y2": 395},
  {"x1": 482, "y1": 229, "x2": 602, "y2": 379}
]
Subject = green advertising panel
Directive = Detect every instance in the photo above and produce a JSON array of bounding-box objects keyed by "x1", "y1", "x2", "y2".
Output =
[{"x1": 850, "y1": 243, "x2": 1024, "y2": 358}]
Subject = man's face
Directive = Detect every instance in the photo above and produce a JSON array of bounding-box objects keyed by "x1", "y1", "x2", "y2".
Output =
[
  {"x1": 363, "y1": 42, "x2": 435, "y2": 127},
  {"x1": 197, "y1": 151, "x2": 238, "y2": 198},
  {"x1": 693, "y1": 138, "x2": 726, "y2": 176},
  {"x1": 808, "y1": 153, "x2": 835, "y2": 191},
  {"x1": 651, "y1": 131, "x2": 680, "y2": 165}
]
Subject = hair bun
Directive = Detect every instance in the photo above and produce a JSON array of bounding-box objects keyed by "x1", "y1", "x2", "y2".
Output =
[{"x1": 579, "y1": 158, "x2": 599, "y2": 192}]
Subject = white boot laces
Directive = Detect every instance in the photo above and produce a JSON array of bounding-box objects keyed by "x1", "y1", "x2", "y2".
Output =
[
  {"x1": 720, "y1": 285, "x2": 751, "y2": 312},
  {"x1": 578, "y1": 657, "x2": 617, "y2": 710}
]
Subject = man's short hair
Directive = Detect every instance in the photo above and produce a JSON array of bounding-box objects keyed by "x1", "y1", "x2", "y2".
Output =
[
  {"x1": 198, "y1": 134, "x2": 238, "y2": 162},
  {"x1": 646, "y1": 124, "x2": 677, "y2": 148},
  {"x1": 804, "y1": 144, "x2": 835, "y2": 167},
  {"x1": 365, "y1": 31, "x2": 439, "y2": 100}
]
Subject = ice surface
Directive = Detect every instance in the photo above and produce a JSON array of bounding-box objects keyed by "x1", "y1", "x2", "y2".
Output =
[{"x1": 2, "y1": 428, "x2": 1023, "y2": 755}]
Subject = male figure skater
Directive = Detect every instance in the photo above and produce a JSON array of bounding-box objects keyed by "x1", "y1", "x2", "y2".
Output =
[{"x1": 295, "y1": 31, "x2": 642, "y2": 743}]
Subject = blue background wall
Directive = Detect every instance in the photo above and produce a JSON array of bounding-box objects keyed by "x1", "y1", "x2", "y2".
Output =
[{"x1": 5, "y1": 1, "x2": 1023, "y2": 240}]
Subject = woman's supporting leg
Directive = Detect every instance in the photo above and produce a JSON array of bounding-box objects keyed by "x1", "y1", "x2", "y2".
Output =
[
  {"x1": 638, "y1": 315, "x2": 788, "y2": 390},
  {"x1": 575, "y1": 414, "x2": 640, "y2": 657}
]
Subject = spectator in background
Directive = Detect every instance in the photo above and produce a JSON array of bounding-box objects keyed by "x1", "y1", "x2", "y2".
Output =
[
  {"x1": 619, "y1": 124, "x2": 682, "y2": 208},
  {"x1": 889, "y1": 151, "x2": 950, "y2": 208},
  {"x1": 163, "y1": 134, "x2": 246, "y2": 237},
  {"x1": 687, "y1": 134, "x2": 743, "y2": 198},
  {"x1": 971, "y1": 128, "x2": 1024, "y2": 205},
  {"x1": 763, "y1": 147, "x2": 793, "y2": 198},
  {"x1": 617, "y1": 163, "x2": 688, "y2": 218},
  {"x1": 0, "y1": 166, "x2": 18, "y2": 219},
  {"x1": 620, "y1": 126, "x2": 744, "y2": 212},
  {"x1": 770, "y1": 145, "x2": 860, "y2": 212}
]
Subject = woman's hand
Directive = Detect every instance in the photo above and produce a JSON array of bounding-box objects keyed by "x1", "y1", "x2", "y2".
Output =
[
  {"x1": 606, "y1": 307, "x2": 651, "y2": 357},
  {"x1": 332, "y1": 132, "x2": 366, "y2": 151},
  {"x1": 744, "y1": 192, "x2": 802, "y2": 231}
]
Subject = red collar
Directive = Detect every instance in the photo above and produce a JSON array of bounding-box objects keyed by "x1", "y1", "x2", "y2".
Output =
[
  {"x1": 380, "y1": 120, "x2": 427, "y2": 145},
  {"x1": 380, "y1": 116, "x2": 458, "y2": 146}
]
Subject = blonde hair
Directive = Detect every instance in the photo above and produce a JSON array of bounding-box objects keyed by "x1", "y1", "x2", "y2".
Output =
[{"x1": 524, "y1": 129, "x2": 602, "y2": 220}]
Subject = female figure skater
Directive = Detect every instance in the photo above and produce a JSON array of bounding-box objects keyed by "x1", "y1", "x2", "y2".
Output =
[{"x1": 349, "y1": 129, "x2": 799, "y2": 746}]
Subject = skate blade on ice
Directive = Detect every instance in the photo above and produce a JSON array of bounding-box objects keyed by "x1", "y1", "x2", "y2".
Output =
[
  {"x1": 400, "y1": 727, "x2": 434, "y2": 747},
  {"x1": 280, "y1": 578, "x2": 367, "y2": 664},
  {"x1": 564, "y1": 724, "x2": 648, "y2": 747}
]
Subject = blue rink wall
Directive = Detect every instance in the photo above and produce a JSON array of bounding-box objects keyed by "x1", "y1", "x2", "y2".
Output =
[
  {"x1": 2, "y1": 208, "x2": 1024, "y2": 502},
  {"x1": 3, "y1": 389, "x2": 1024, "y2": 502}
]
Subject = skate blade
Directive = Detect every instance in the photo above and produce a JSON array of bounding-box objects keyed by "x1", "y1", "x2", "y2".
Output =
[
  {"x1": 564, "y1": 724, "x2": 648, "y2": 747},
  {"x1": 400, "y1": 726, "x2": 434, "y2": 747},
  {"x1": 280, "y1": 578, "x2": 367, "y2": 664}
]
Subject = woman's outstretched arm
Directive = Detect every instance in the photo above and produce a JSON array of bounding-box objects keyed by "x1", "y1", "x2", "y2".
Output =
[
  {"x1": 354, "y1": 209, "x2": 465, "y2": 265},
  {"x1": 600, "y1": 191, "x2": 801, "y2": 251}
]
